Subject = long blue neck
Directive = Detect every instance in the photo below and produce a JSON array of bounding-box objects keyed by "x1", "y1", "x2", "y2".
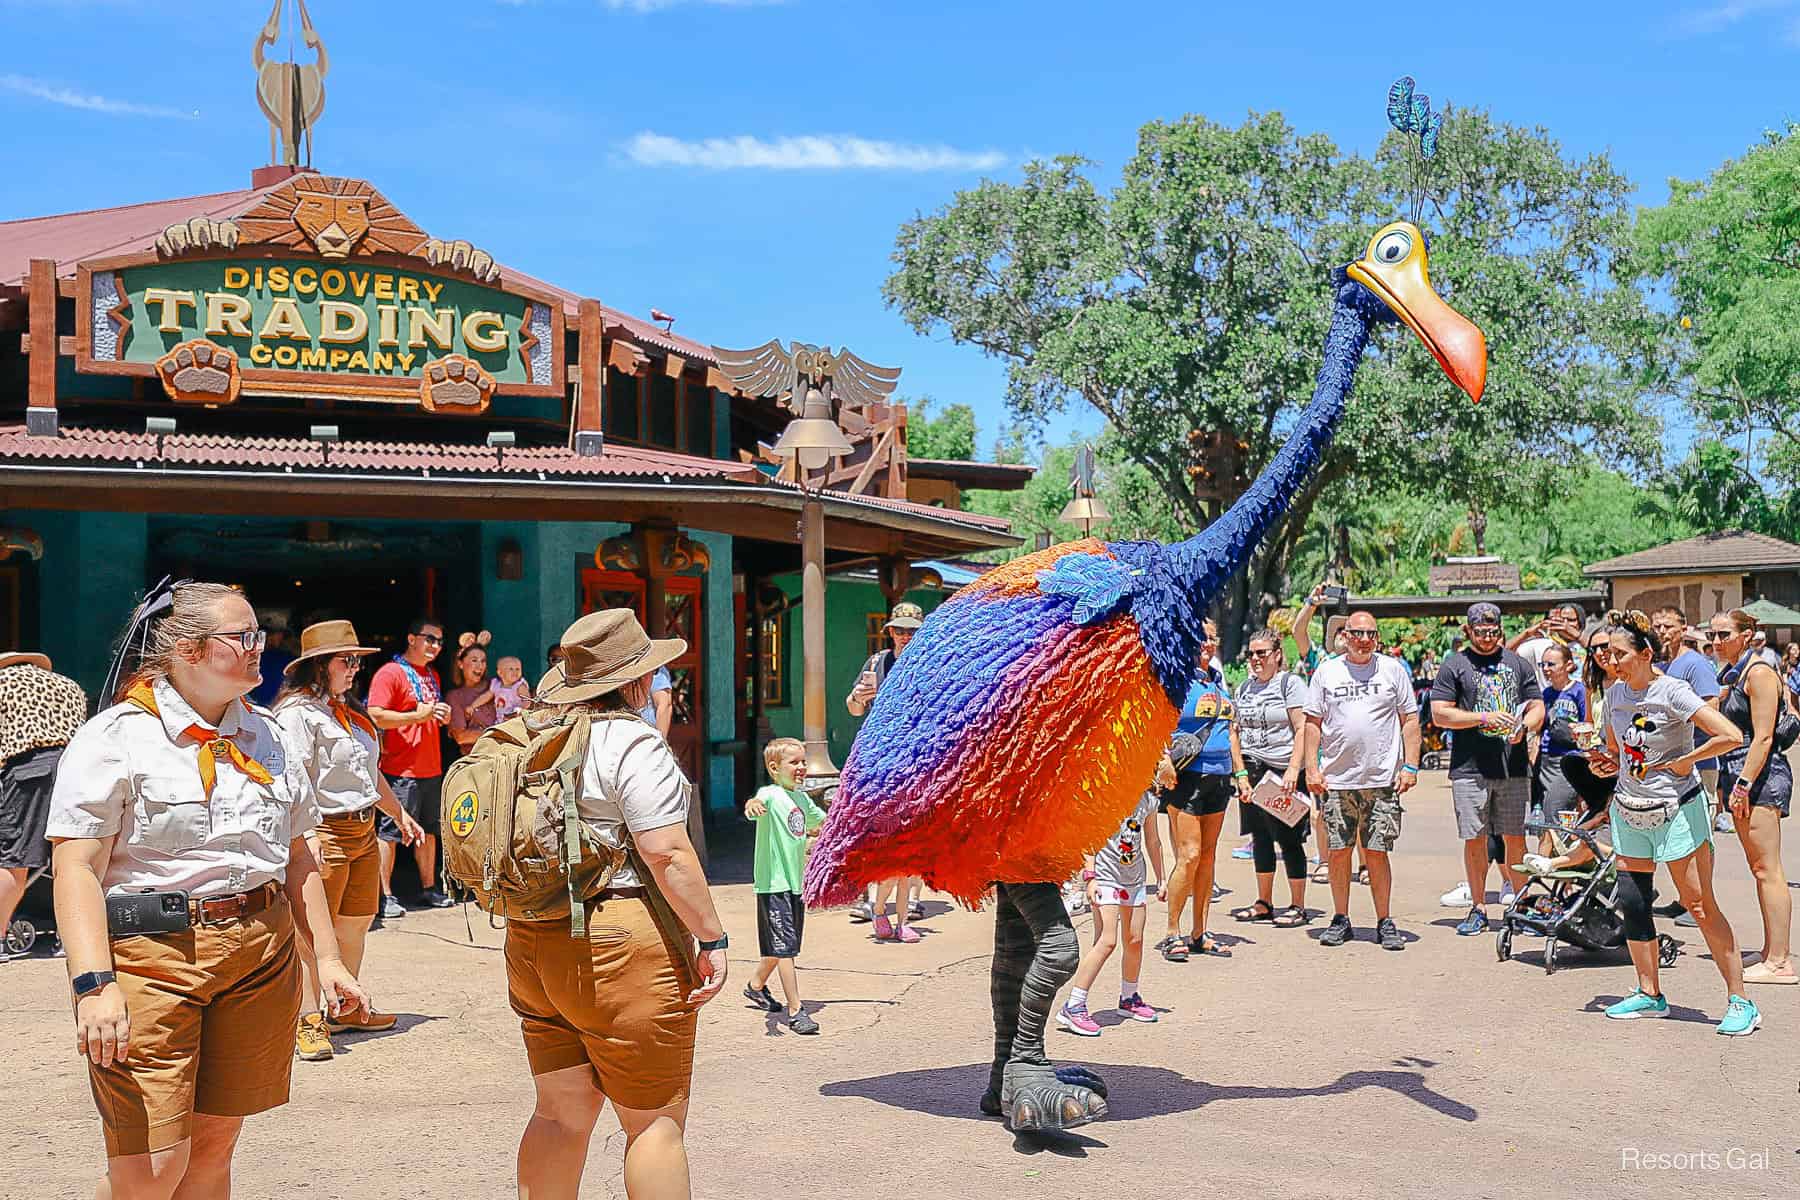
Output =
[{"x1": 1112, "y1": 296, "x2": 1370, "y2": 701}]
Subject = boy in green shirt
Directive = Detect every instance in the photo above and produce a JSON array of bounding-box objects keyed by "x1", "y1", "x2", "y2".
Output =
[{"x1": 742, "y1": 737, "x2": 828, "y2": 1033}]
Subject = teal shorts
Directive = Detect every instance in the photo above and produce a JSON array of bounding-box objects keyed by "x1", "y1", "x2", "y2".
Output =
[{"x1": 1608, "y1": 793, "x2": 1712, "y2": 864}]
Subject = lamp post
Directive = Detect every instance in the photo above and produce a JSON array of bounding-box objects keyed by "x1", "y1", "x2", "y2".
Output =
[
  {"x1": 771, "y1": 387, "x2": 855, "y2": 782},
  {"x1": 1058, "y1": 443, "x2": 1109, "y2": 538}
]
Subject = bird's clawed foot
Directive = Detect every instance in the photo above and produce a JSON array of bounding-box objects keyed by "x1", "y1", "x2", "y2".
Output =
[{"x1": 992, "y1": 1062, "x2": 1108, "y2": 1132}]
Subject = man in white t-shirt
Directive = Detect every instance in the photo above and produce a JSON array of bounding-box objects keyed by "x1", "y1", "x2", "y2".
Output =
[{"x1": 1303, "y1": 611, "x2": 1421, "y2": 951}]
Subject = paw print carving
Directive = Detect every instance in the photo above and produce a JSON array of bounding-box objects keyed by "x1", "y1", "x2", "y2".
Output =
[
  {"x1": 420, "y1": 355, "x2": 496, "y2": 414},
  {"x1": 155, "y1": 340, "x2": 241, "y2": 405},
  {"x1": 423, "y1": 238, "x2": 501, "y2": 283},
  {"x1": 155, "y1": 218, "x2": 241, "y2": 258}
]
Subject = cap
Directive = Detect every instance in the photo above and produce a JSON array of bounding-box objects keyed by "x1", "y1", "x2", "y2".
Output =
[
  {"x1": 1466, "y1": 602, "x2": 1502, "y2": 628},
  {"x1": 885, "y1": 602, "x2": 925, "y2": 630}
]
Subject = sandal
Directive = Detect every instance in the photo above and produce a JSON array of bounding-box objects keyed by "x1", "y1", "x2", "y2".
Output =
[
  {"x1": 1271, "y1": 905, "x2": 1311, "y2": 928},
  {"x1": 1189, "y1": 932, "x2": 1232, "y2": 957},
  {"x1": 1309, "y1": 859, "x2": 1330, "y2": 884},
  {"x1": 1230, "y1": 900, "x2": 1274, "y2": 922},
  {"x1": 1354, "y1": 865, "x2": 1370, "y2": 886},
  {"x1": 1155, "y1": 934, "x2": 1190, "y2": 963}
]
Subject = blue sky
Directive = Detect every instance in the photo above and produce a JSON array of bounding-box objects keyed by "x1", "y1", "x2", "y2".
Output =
[{"x1": 4, "y1": 0, "x2": 1798, "y2": 458}]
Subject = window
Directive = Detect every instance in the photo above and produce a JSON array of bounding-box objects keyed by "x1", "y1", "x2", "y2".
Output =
[
  {"x1": 648, "y1": 373, "x2": 678, "y2": 449},
  {"x1": 866, "y1": 613, "x2": 888, "y2": 658},
  {"x1": 605, "y1": 368, "x2": 640, "y2": 441},
  {"x1": 760, "y1": 611, "x2": 789, "y2": 707},
  {"x1": 682, "y1": 381, "x2": 712, "y2": 457}
]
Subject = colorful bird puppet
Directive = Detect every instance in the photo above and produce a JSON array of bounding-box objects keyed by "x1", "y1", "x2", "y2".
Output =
[{"x1": 804, "y1": 218, "x2": 1485, "y2": 913}]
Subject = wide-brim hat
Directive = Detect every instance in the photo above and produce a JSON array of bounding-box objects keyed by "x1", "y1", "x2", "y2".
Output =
[
  {"x1": 537, "y1": 609, "x2": 686, "y2": 705},
  {"x1": 0, "y1": 651, "x2": 51, "y2": 672},
  {"x1": 285, "y1": 619, "x2": 380, "y2": 674},
  {"x1": 885, "y1": 601, "x2": 925, "y2": 630}
]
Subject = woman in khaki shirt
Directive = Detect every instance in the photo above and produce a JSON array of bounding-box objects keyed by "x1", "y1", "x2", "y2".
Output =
[{"x1": 48, "y1": 581, "x2": 371, "y2": 1198}]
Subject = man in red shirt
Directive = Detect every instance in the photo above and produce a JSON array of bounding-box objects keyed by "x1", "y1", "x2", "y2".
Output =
[{"x1": 367, "y1": 617, "x2": 454, "y2": 913}]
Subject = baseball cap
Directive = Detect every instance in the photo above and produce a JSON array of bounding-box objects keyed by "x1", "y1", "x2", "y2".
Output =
[
  {"x1": 1466, "y1": 602, "x2": 1502, "y2": 628},
  {"x1": 885, "y1": 602, "x2": 924, "y2": 630}
]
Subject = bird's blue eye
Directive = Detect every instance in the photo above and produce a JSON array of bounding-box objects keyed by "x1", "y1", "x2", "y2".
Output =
[{"x1": 1373, "y1": 230, "x2": 1411, "y2": 264}]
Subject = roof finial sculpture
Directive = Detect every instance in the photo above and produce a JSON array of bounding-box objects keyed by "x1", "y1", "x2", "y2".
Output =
[{"x1": 254, "y1": 0, "x2": 328, "y2": 168}]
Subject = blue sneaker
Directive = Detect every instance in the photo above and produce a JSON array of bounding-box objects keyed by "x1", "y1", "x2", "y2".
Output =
[
  {"x1": 1604, "y1": 988, "x2": 1670, "y2": 1020},
  {"x1": 1455, "y1": 908, "x2": 1489, "y2": 936},
  {"x1": 1231, "y1": 842, "x2": 1255, "y2": 860},
  {"x1": 1716, "y1": 994, "x2": 1761, "y2": 1037}
]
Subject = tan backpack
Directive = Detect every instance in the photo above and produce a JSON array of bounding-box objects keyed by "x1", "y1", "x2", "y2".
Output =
[{"x1": 440, "y1": 710, "x2": 634, "y2": 935}]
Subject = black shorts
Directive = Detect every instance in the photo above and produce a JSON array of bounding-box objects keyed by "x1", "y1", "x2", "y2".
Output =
[
  {"x1": 1162, "y1": 771, "x2": 1233, "y2": 818},
  {"x1": 378, "y1": 773, "x2": 442, "y2": 842},
  {"x1": 0, "y1": 746, "x2": 61, "y2": 870},
  {"x1": 756, "y1": 891, "x2": 806, "y2": 959}
]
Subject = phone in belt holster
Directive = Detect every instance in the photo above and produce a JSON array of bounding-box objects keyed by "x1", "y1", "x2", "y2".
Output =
[{"x1": 106, "y1": 889, "x2": 193, "y2": 937}]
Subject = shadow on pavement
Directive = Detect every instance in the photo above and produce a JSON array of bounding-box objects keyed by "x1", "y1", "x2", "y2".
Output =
[{"x1": 821, "y1": 1061, "x2": 1478, "y2": 1124}]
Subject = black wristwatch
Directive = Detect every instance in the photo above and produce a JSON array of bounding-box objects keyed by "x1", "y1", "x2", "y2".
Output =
[
  {"x1": 697, "y1": 933, "x2": 729, "y2": 951},
  {"x1": 72, "y1": 970, "x2": 115, "y2": 998}
]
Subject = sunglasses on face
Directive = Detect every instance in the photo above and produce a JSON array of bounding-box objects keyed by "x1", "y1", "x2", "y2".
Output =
[
  {"x1": 1704, "y1": 630, "x2": 1732, "y2": 642},
  {"x1": 415, "y1": 633, "x2": 444, "y2": 645},
  {"x1": 1246, "y1": 648, "x2": 1279, "y2": 658},
  {"x1": 1469, "y1": 625, "x2": 1503, "y2": 637},
  {"x1": 333, "y1": 654, "x2": 364, "y2": 668},
  {"x1": 209, "y1": 629, "x2": 267, "y2": 653},
  {"x1": 1345, "y1": 629, "x2": 1379, "y2": 641}
]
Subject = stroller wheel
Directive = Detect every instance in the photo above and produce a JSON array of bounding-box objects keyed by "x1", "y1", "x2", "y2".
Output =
[
  {"x1": 1496, "y1": 926, "x2": 1513, "y2": 962},
  {"x1": 5, "y1": 917, "x2": 37, "y2": 956},
  {"x1": 1543, "y1": 937, "x2": 1559, "y2": 975},
  {"x1": 1658, "y1": 934, "x2": 1679, "y2": 968}
]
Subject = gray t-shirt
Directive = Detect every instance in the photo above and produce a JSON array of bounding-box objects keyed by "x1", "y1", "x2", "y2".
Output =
[
  {"x1": 1607, "y1": 675, "x2": 1707, "y2": 808},
  {"x1": 1305, "y1": 655, "x2": 1419, "y2": 790},
  {"x1": 1235, "y1": 672, "x2": 1308, "y2": 767},
  {"x1": 1094, "y1": 790, "x2": 1159, "y2": 889}
]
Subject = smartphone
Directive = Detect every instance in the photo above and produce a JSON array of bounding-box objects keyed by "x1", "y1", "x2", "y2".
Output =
[{"x1": 106, "y1": 889, "x2": 192, "y2": 938}]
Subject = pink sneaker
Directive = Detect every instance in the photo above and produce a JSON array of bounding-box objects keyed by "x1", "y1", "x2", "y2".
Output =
[
  {"x1": 895, "y1": 924, "x2": 921, "y2": 944},
  {"x1": 872, "y1": 915, "x2": 895, "y2": 940},
  {"x1": 1056, "y1": 1004, "x2": 1101, "y2": 1037},
  {"x1": 1118, "y1": 994, "x2": 1158, "y2": 1023}
]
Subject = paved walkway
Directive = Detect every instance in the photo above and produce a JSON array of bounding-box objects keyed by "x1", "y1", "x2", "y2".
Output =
[{"x1": 7, "y1": 770, "x2": 1797, "y2": 1198}]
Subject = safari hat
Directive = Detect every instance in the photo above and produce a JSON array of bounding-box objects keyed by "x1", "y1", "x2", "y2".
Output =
[
  {"x1": 0, "y1": 651, "x2": 51, "y2": 672},
  {"x1": 536, "y1": 609, "x2": 686, "y2": 705},
  {"x1": 284, "y1": 619, "x2": 380, "y2": 675},
  {"x1": 885, "y1": 602, "x2": 925, "y2": 630}
]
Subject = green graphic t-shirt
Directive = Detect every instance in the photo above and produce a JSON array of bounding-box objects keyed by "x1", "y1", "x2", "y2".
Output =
[{"x1": 747, "y1": 783, "x2": 827, "y2": 894}]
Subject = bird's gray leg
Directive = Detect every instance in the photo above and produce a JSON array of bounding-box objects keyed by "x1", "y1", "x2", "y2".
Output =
[
  {"x1": 981, "y1": 885, "x2": 1028, "y2": 1116},
  {"x1": 997, "y1": 882, "x2": 1109, "y2": 1133}
]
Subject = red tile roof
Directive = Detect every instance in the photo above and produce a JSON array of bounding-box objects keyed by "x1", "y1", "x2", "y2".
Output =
[
  {"x1": 1585, "y1": 530, "x2": 1800, "y2": 577},
  {"x1": 0, "y1": 424, "x2": 762, "y2": 482}
]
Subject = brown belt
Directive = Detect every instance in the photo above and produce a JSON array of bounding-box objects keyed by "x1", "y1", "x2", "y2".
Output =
[
  {"x1": 189, "y1": 881, "x2": 280, "y2": 926},
  {"x1": 323, "y1": 807, "x2": 376, "y2": 824}
]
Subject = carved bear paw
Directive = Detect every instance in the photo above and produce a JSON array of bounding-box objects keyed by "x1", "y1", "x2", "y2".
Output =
[
  {"x1": 155, "y1": 340, "x2": 240, "y2": 404},
  {"x1": 423, "y1": 238, "x2": 500, "y2": 284},
  {"x1": 420, "y1": 354, "x2": 496, "y2": 414},
  {"x1": 155, "y1": 218, "x2": 241, "y2": 258}
]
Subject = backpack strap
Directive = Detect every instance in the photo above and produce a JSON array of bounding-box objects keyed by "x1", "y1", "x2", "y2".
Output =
[{"x1": 560, "y1": 714, "x2": 594, "y2": 936}]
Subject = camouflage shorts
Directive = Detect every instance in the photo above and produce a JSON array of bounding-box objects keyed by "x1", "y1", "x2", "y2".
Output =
[{"x1": 1323, "y1": 787, "x2": 1404, "y2": 852}]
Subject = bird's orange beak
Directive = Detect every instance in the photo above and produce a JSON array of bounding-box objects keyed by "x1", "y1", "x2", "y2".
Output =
[{"x1": 1347, "y1": 220, "x2": 1487, "y2": 402}]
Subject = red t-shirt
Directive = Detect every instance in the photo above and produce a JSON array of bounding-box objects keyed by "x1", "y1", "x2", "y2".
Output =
[{"x1": 367, "y1": 659, "x2": 443, "y2": 779}]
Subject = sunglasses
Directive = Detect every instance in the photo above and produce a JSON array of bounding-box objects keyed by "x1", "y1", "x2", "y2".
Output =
[
  {"x1": 1246, "y1": 647, "x2": 1279, "y2": 658},
  {"x1": 1344, "y1": 629, "x2": 1379, "y2": 640},
  {"x1": 1469, "y1": 624, "x2": 1503, "y2": 637},
  {"x1": 1703, "y1": 630, "x2": 1732, "y2": 642},
  {"x1": 209, "y1": 629, "x2": 267, "y2": 653},
  {"x1": 415, "y1": 633, "x2": 444, "y2": 645},
  {"x1": 332, "y1": 654, "x2": 364, "y2": 668}
]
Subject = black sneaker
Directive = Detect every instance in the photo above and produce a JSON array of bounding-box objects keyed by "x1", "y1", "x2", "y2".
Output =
[
  {"x1": 379, "y1": 895, "x2": 406, "y2": 920},
  {"x1": 1377, "y1": 918, "x2": 1404, "y2": 951},
  {"x1": 1319, "y1": 914, "x2": 1352, "y2": 947},
  {"x1": 417, "y1": 889, "x2": 456, "y2": 909},
  {"x1": 789, "y1": 1010, "x2": 820, "y2": 1035},
  {"x1": 744, "y1": 984, "x2": 782, "y2": 1012},
  {"x1": 1652, "y1": 901, "x2": 1686, "y2": 919}
]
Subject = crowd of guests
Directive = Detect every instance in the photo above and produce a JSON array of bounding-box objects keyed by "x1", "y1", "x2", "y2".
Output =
[{"x1": 3, "y1": 577, "x2": 1794, "y2": 1200}]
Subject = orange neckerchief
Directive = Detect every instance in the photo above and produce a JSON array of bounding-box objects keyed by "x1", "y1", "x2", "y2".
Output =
[
  {"x1": 330, "y1": 698, "x2": 379, "y2": 741},
  {"x1": 124, "y1": 680, "x2": 274, "y2": 801}
]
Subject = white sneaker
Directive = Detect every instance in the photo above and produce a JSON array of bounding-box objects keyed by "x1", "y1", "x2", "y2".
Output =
[
  {"x1": 1499, "y1": 887, "x2": 1517, "y2": 907},
  {"x1": 1439, "y1": 881, "x2": 1472, "y2": 908},
  {"x1": 1521, "y1": 854, "x2": 1555, "y2": 876}
]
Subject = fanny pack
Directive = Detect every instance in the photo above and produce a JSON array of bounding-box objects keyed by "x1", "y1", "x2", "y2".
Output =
[{"x1": 1614, "y1": 786, "x2": 1700, "y2": 832}]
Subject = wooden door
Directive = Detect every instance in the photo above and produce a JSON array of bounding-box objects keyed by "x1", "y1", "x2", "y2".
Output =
[{"x1": 578, "y1": 568, "x2": 704, "y2": 787}]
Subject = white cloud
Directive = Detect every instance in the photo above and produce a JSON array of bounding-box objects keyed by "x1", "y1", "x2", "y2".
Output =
[
  {"x1": 625, "y1": 131, "x2": 1008, "y2": 171},
  {"x1": 1674, "y1": 0, "x2": 1795, "y2": 34},
  {"x1": 0, "y1": 73, "x2": 196, "y2": 118}
]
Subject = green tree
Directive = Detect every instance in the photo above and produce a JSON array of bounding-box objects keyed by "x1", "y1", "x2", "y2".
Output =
[
  {"x1": 903, "y1": 396, "x2": 978, "y2": 461},
  {"x1": 1632, "y1": 123, "x2": 1800, "y2": 496},
  {"x1": 887, "y1": 107, "x2": 1658, "y2": 651}
]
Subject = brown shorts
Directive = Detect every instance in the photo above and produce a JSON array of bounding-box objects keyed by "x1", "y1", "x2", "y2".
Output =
[
  {"x1": 90, "y1": 893, "x2": 302, "y2": 1157},
  {"x1": 315, "y1": 812, "x2": 380, "y2": 919},
  {"x1": 504, "y1": 895, "x2": 698, "y2": 1111}
]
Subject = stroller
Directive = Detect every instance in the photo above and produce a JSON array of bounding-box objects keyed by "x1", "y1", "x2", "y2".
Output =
[{"x1": 1496, "y1": 821, "x2": 1679, "y2": 974}]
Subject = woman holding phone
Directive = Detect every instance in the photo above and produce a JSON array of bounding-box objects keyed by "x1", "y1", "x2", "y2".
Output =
[
  {"x1": 47, "y1": 581, "x2": 370, "y2": 1198},
  {"x1": 845, "y1": 602, "x2": 925, "y2": 940}
]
